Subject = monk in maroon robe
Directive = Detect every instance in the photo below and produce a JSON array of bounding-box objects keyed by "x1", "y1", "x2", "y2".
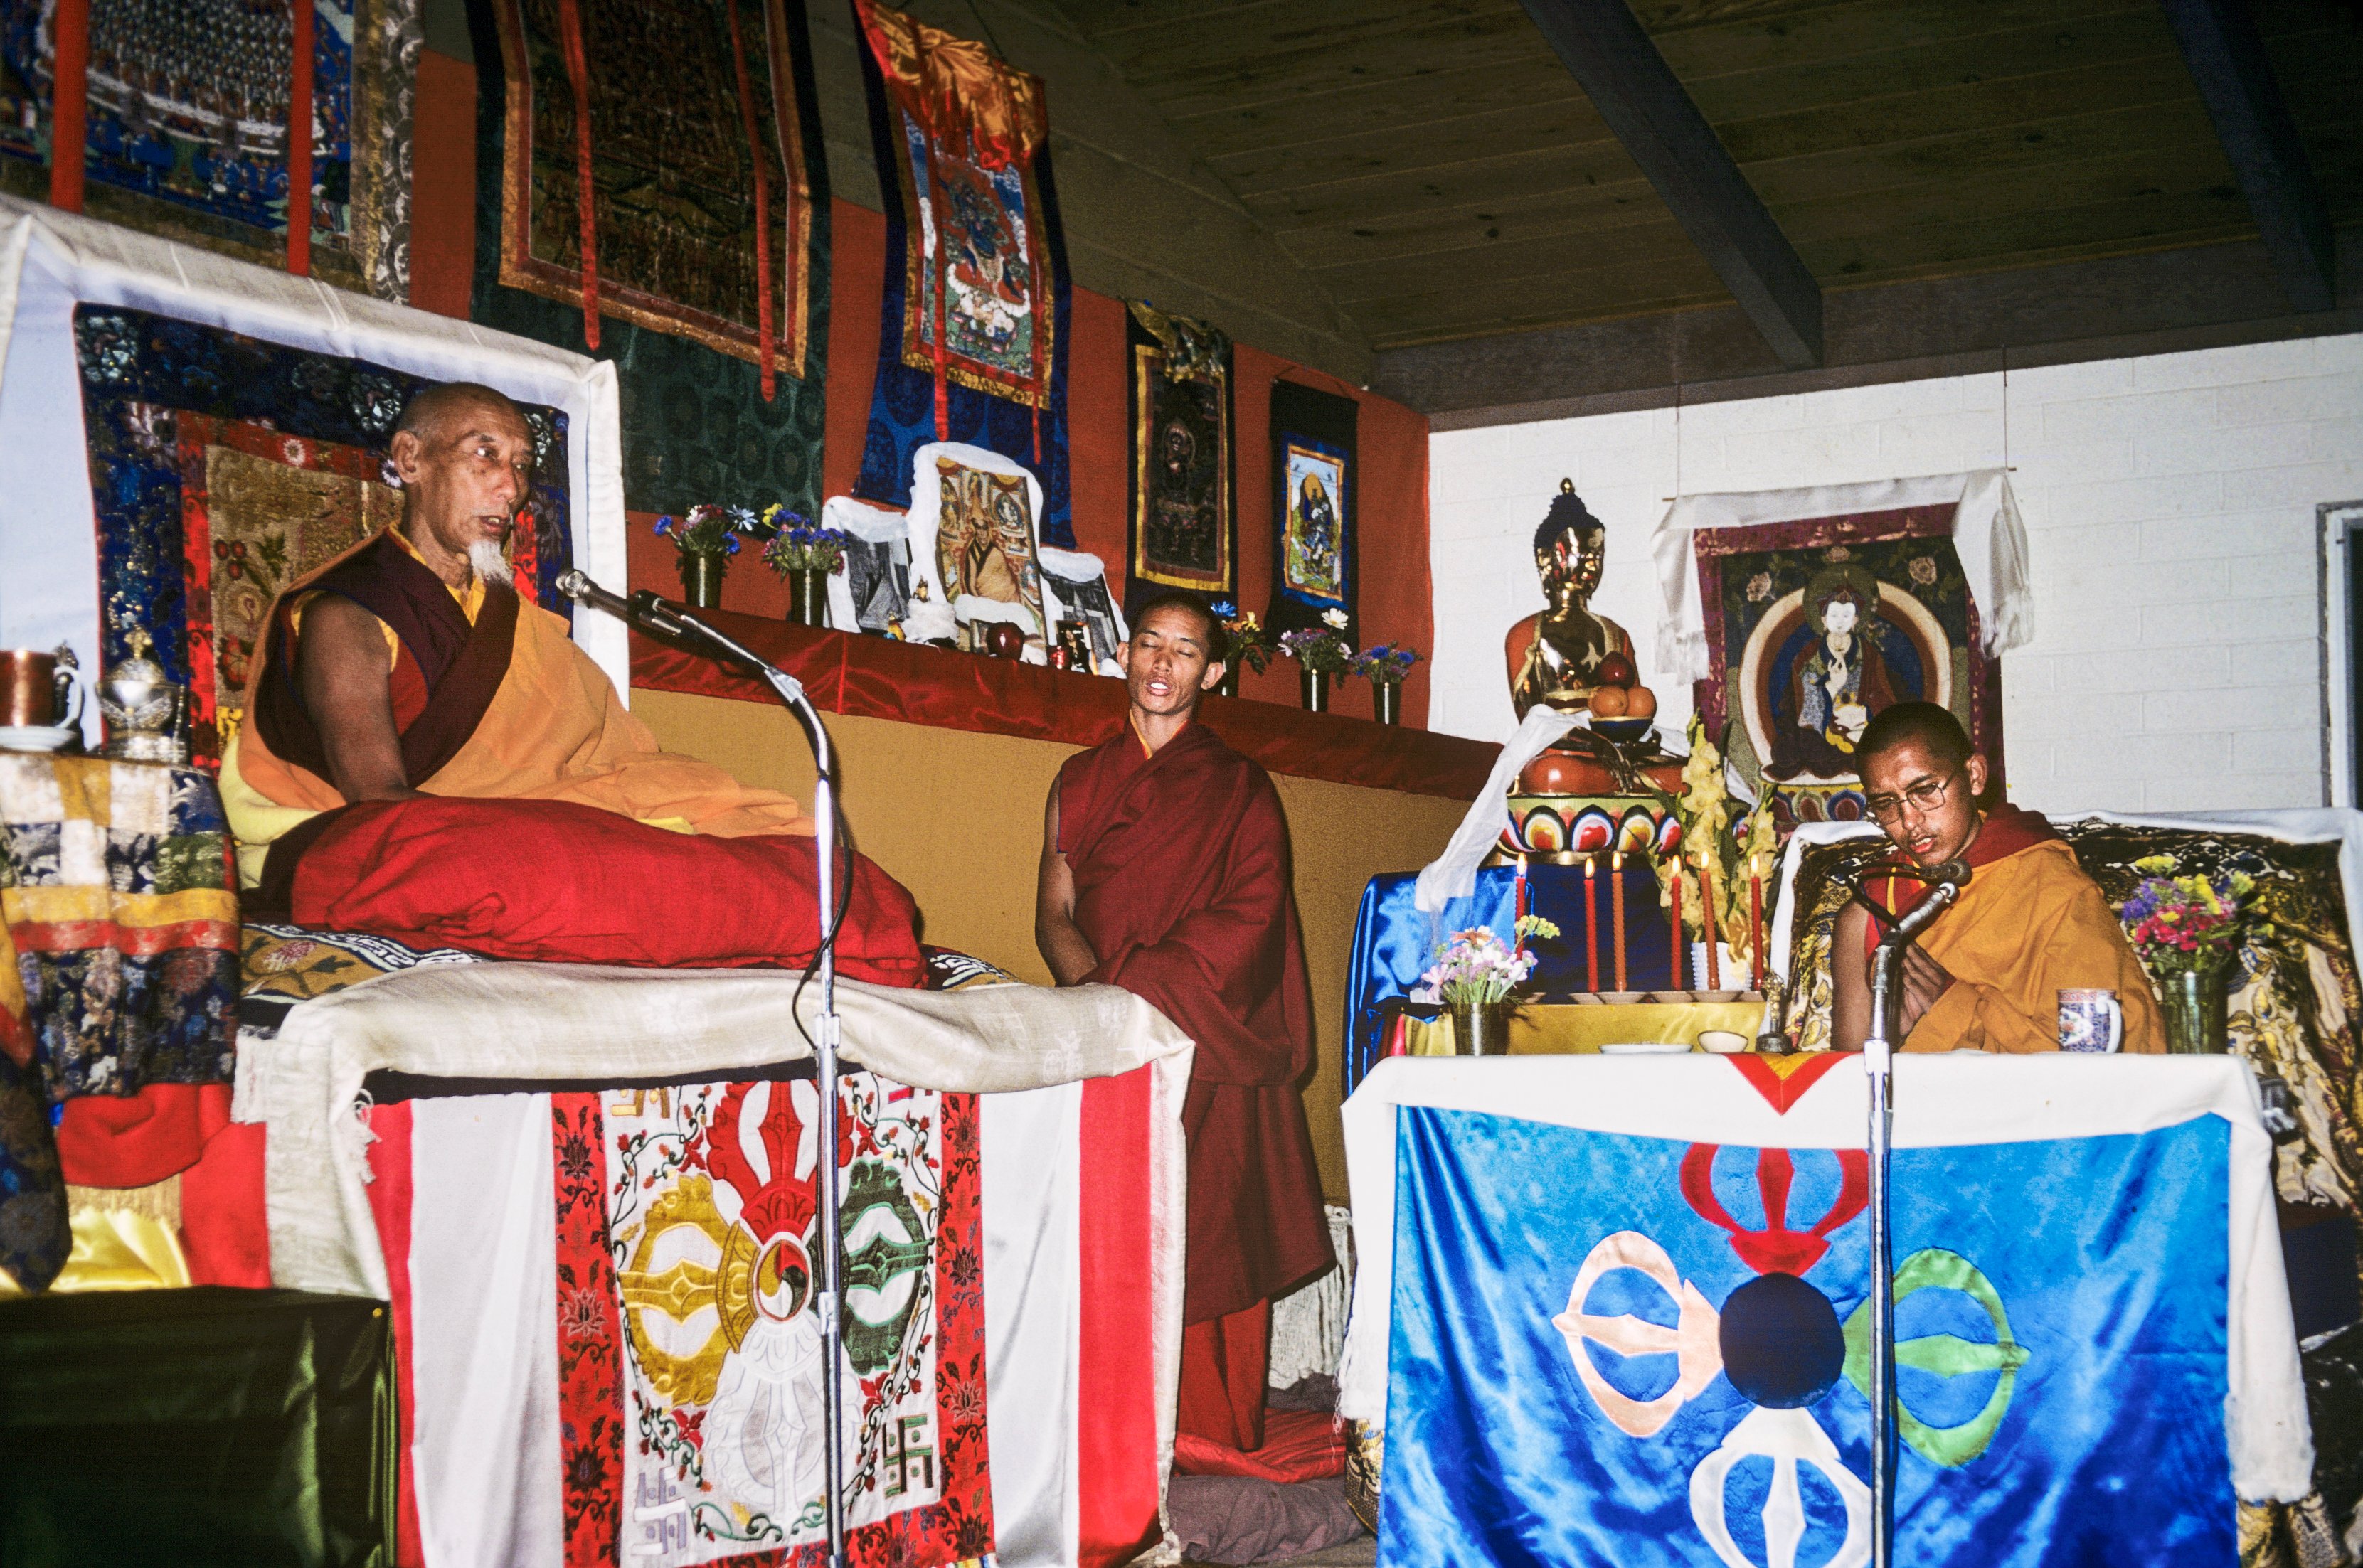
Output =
[{"x1": 1036, "y1": 593, "x2": 1334, "y2": 1455}]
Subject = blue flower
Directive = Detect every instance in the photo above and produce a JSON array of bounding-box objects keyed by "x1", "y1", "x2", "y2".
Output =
[
  {"x1": 724, "y1": 534, "x2": 742, "y2": 555},
  {"x1": 1210, "y1": 599, "x2": 1238, "y2": 619},
  {"x1": 654, "y1": 515, "x2": 674, "y2": 536}
]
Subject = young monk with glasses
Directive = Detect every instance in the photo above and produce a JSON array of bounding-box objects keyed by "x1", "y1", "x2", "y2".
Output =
[{"x1": 1832, "y1": 703, "x2": 2163, "y2": 1053}]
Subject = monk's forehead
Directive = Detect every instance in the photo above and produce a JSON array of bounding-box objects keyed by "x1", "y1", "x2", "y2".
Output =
[
  {"x1": 1861, "y1": 737, "x2": 1949, "y2": 788},
  {"x1": 1135, "y1": 604, "x2": 1212, "y2": 644},
  {"x1": 418, "y1": 391, "x2": 530, "y2": 447}
]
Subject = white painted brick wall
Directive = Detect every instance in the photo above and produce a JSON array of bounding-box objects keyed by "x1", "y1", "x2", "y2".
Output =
[{"x1": 1429, "y1": 334, "x2": 2363, "y2": 814}]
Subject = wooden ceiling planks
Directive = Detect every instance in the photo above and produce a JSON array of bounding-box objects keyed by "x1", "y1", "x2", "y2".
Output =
[{"x1": 1044, "y1": 0, "x2": 2363, "y2": 354}]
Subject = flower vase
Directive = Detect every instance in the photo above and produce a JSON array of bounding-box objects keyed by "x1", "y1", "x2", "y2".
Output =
[
  {"x1": 1216, "y1": 668, "x2": 1240, "y2": 698},
  {"x1": 1300, "y1": 668, "x2": 1329, "y2": 713},
  {"x1": 679, "y1": 552, "x2": 725, "y2": 610},
  {"x1": 1450, "y1": 998, "x2": 1512, "y2": 1057},
  {"x1": 786, "y1": 568, "x2": 827, "y2": 627},
  {"x1": 2160, "y1": 967, "x2": 2230, "y2": 1054},
  {"x1": 1374, "y1": 682, "x2": 1401, "y2": 725}
]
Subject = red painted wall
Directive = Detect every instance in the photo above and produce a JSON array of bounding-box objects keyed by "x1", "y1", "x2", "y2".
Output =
[{"x1": 410, "y1": 61, "x2": 1434, "y2": 725}]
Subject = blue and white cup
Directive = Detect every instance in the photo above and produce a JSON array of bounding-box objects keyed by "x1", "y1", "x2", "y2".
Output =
[{"x1": 2057, "y1": 988, "x2": 2123, "y2": 1053}]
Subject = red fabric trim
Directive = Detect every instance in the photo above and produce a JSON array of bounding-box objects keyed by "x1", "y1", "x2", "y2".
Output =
[
  {"x1": 48, "y1": 0, "x2": 87, "y2": 212},
  {"x1": 408, "y1": 51, "x2": 478, "y2": 317},
  {"x1": 723, "y1": 0, "x2": 775, "y2": 402},
  {"x1": 1726, "y1": 1051, "x2": 1852, "y2": 1115},
  {"x1": 54, "y1": 1082, "x2": 231, "y2": 1186},
  {"x1": 288, "y1": 0, "x2": 313, "y2": 277},
  {"x1": 553, "y1": 0, "x2": 600, "y2": 350},
  {"x1": 11, "y1": 918, "x2": 238, "y2": 956},
  {"x1": 1078, "y1": 1067, "x2": 1160, "y2": 1568},
  {"x1": 363, "y1": 1099, "x2": 425, "y2": 1568},
  {"x1": 630, "y1": 612, "x2": 1497, "y2": 800},
  {"x1": 181, "y1": 1119, "x2": 270, "y2": 1288},
  {"x1": 551, "y1": 1092, "x2": 623, "y2": 1567}
]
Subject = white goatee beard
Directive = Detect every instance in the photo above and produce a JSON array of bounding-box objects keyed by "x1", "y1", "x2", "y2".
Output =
[{"x1": 467, "y1": 538, "x2": 512, "y2": 589}]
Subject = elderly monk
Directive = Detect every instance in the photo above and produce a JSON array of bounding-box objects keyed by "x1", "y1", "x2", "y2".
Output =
[
  {"x1": 219, "y1": 383, "x2": 918, "y2": 972},
  {"x1": 1833, "y1": 703, "x2": 2161, "y2": 1053},
  {"x1": 1036, "y1": 592, "x2": 1332, "y2": 1455}
]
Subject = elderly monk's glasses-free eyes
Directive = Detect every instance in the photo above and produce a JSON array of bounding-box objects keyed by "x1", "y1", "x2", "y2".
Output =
[{"x1": 1865, "y1": 767, "x2": 1963, "y2": 826}]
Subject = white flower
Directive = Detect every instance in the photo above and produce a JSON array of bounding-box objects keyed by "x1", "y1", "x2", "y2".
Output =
[{"x1": 1322, "y1": 608, "x2": 1349, "y2": 631}]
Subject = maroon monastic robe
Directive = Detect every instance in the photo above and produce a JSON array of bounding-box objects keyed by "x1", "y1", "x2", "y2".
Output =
[{"x1": 1057, "y1": 721, "x2": 1334, "y2": 1324}]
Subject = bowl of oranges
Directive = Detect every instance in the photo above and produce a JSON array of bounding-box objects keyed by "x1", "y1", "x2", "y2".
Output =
[{"x1": 1583, "y1": 652, "x2": 1657, "y2": 743}]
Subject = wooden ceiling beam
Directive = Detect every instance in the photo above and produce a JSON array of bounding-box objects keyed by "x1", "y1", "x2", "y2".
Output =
[
  {"x1": 2159, "y1": 0, "x2": 2336, "y2": 311},
  {"x1": 1516, "y1": 0, "x2": 1823, "y2": 366}
]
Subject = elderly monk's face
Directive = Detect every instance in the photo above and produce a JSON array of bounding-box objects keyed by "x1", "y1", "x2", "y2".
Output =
[
  {"x1": 1119, "y1": 605, "x2": 1225, "y2": 719},
  {"x1": 1862, "y1": 737, "x2": 1990, "y2": 868},
  {"x1": 391, "y1": 395, "x2": 534, "y2": 562}
]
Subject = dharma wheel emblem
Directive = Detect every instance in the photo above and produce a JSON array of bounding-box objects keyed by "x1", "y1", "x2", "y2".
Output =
[{"x1": 1555, "y1": 1145, "x2": 2027, "y2": 1568}]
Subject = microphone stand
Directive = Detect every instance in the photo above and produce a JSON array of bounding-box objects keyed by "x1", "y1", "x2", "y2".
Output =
[
  {"x1": 1855, "y1": 868, "x2": 1963, "y2": 1568},
  {"x1": 558, "y1": 576, "x2": 851, "y2": 1568}
]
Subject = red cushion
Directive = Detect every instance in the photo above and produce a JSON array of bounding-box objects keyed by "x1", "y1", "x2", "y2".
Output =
[{"x1": 289, "y1": 797, "x2": 925, "y2": 986}]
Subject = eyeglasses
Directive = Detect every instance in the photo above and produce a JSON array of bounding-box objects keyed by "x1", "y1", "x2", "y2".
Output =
[{"x1": 1865, "y1": 769, "x2": 1960, "y2": 826}]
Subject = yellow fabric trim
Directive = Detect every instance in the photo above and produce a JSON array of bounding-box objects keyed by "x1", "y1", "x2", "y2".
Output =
[
  {"x1": 4, "y1": 884, "x2": 238, "y2": 929},
  {"x1": 0, "y1": 1205, "x2": 191, "y2": 1295}
]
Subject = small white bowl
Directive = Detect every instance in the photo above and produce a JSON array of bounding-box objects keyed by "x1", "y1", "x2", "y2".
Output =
[{"x1": 1698, "y1": 1030, "x2": 1749, "y2": 1055}]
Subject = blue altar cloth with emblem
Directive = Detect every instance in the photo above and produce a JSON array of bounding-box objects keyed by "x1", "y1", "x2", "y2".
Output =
[
  {"x1": 1343, "y1": 865, "x2": 1678, "y2": 1094},
  {"x1": 1337, "y1": 1055, "x2": 2314, "y2": 1568}
]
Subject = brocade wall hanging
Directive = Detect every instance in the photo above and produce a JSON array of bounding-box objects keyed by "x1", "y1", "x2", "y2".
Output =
[
  {"x1": 1266, "y1": 379, "x2": 1356, "y2": 639},
  {"x1": 468, "y1": 0, "x2": 830, "y2": 519},
  {"x1": 1653, "y1": 474, "x2": 2032, "y2": 833},
  {"x1": 73, "y1": 305, "x2": 576, "y2": 770},
  {"x1": 0, "y1": 0, "x2": 423, "y2": 302},
  {"x1": 1123, "y1": 300, "x2": 1233, "y2": 618},
  {"x1": 850, "y1": 0, "x2": 1073, "y2": 548}
]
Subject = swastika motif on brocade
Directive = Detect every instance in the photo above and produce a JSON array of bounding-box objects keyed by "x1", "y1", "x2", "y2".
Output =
[
  {"x1": 0, "y1": 0, "x2": 422, "y2": 300},
  {"x1": 553, "y1": 1072, "x2": 995, "y2": 1567},
  {"x1": 492, "y1": 0, "x2": 816, "y2": 373}
]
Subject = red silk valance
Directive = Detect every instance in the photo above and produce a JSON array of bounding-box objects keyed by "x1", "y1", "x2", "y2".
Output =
[{"x1": 629, "y1": 609, "x2": 1497, "y2": 801}]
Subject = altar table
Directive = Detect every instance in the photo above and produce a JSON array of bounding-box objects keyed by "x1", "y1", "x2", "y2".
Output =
[
  {"x1": 1401, "y1": 1001, "x2": 1767, "y2": 1057},
  {"x1": 1337, "y1": 1052, "x2": 2311, "y2": 1567}
]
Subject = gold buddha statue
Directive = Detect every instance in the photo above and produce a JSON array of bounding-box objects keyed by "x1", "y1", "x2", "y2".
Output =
[{"x1": 1504, "y1": 481, "x2": 1637, "y2": 720}]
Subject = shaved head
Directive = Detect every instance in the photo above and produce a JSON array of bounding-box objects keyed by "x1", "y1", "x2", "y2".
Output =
[
  {"x1": 1857, "y1": 702, "x2": 1972, "y2": 771},
  {"x1": 1131, "y1": 591, "x2": 1228, "y2": 664},
  {"x1": 394, "y1": 382, "x2": 526, "y2": 447}
]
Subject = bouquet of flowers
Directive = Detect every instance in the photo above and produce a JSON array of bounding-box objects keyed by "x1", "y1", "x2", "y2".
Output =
[
  {"x1": 1279, "y1": 607, "x2": 1355, "y2": 676},
  {"x1": 654, "y1": 503, "x2": 753, "y2": 558},
  {"x1": 759, "y1": 506, "x2": 855, "y2": 575},
  {"x1": 2123, "y1": 855, "x2": 2263, "y2": 974},
  {"x1": 1210, "y1": 599, "x2": 1272, "y2": 674},
  {"x1": 1411, "y1": 917, "x2": 1560, "y2": 1006},
  {"x1": 1352, "y1": 642, "x2": 1422, "y2": 686}
]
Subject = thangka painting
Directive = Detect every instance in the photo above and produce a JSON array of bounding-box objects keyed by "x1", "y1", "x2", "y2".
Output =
[
  {"x1": 930, "y1": 454, "x2": 1046, "y2": 642},
  {"x1": 1265, "y1": 379, "x2": 1356, "y2": 639},
  {"x1": 550, "y1": 1076, "x2": 996, "y2": 1566},
  {"x1": 1693, "y1": 504, "x2": 2002, "y2": 830},
  {"x1": 490, "y1": 0, "x2": 816, "y2": 390},
  {"x1": 1124, "y1": 301, "x2": 1233, "y2": 616},
  {"x1": 0, "y1": 0, "x2": 422, "y2": 301},
  {"x1": 851, "y1": 0, "x2": 1074, "y2": 547},
  {"x1": 72, "y1": 305, "x2": 574, "y2": 769}
]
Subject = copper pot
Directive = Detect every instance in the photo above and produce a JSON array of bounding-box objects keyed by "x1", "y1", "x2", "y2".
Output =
[{"x1": 0, "y1": 649, "x2": 78, "y2": 728}]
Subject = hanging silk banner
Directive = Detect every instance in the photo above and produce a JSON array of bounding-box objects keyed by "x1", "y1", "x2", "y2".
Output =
[
  {"x1": 1123, "y1": 300, "x2": 1233, "y2": 619},
  {"x1": 851, "y1": 0, "x2": 1074, "y2": 548},
  {"x1": 489, "y1": 0, "x2": 817, "y2": 393},
  {"x1": 0, "y1": 0, "x2": 421, "y2": 301},
  {"x1": 1267, "y1": 379, "x2": 1356, "y2": 640},
  {"x1": 1367, "y1": 1082, "x2": 2253, "y2": 1567}
]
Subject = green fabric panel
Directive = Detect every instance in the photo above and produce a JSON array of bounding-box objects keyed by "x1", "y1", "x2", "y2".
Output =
[{"x1": 0, "y1": 1287, "x2": 397, "y2": 1567}]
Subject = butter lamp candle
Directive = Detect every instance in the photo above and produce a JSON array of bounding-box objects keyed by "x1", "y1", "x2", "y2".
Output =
[
  {"x1": 1668, "y1": 855, "x2": 1683, "y2": 991},
  {"x1": 1611, "y1": 851, "x2": 1627, "y2": 992},
  {"x1": 1750, "y1": 872, "x2": 1765, "y2": 992},
  {"x1": 1584, "y1": 858, "x2": 1600, "y2": 992},
  {"x1": 1700, "y1": 850, "x2": 1721, "y2": 991}
]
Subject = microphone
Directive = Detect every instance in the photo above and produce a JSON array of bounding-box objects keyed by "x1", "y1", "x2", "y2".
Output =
[
  {"x1": 556, "y1": 570, "x2": 691, "y2": 639},
  {"x1": 1846, "y1": 857, "x2": 1970, "y2": 890}
]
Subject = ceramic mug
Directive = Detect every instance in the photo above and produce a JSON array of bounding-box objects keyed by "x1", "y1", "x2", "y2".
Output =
[
  {"x1": 2057, "y1": 988, "x2": 2123, "y2": 1053},
  {"x1": 0, "y1": 649, "x2": 79, "y2": 728}
]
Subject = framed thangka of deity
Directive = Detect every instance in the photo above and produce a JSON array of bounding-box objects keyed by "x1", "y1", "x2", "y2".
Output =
[
  {"x1": 1693, "y1": 505, "x2": 2006, "y2": 831},
  {"x1": 903, "y1": 441, "x2": 1048, "y2": 652},
  {"x1": 1122, "y1": 302, "x2": 1233, "y2": 615},
  {"x1": 1266, "y1": 380, "x2": 1356, "y2": 639}
]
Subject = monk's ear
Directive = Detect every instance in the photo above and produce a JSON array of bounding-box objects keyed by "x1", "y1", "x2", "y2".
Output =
[
  {"x1": 1199, "y1": 658, "x2": 1227, "y2": 693},
  {"x1": 1964, "y1": 753, "x2": 1990, "y2": 803},
  {"x1": 1115, "y1": 639, "x2": 1133, "y2": 673},
  {"x1": 388, "y1": 428, "x2": 424, "y2": 484}
]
